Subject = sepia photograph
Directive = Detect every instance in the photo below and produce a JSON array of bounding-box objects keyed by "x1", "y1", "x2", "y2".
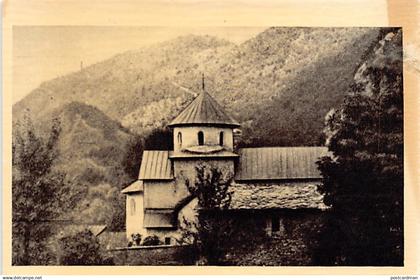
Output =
[{"x1": 10, "y1": 25, "x2": 404, "y2": 267}]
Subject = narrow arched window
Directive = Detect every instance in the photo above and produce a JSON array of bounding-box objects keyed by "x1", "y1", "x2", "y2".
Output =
[
  {"x1": 198, "y1": 131, "x2": 204, "y2": 146},
  {"x1": 130, "y1": 198, "x2": 136, "y2": 216},
  {"x1": 177, "y1": 132, "x2": 182, "y2": 147},
  {"x1": 219, "y1": 131, "x2": 224, "y2": 146}
]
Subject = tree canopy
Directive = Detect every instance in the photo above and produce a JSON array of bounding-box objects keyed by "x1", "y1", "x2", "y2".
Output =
[
  {"x1": 178, "y1": 164, "x2": 234, "y2": 265},
  {"x1": 315, "y1": 28, "x2": 403, "y2": 265},
  {"x1": 12, "y1": 115, "x2": 67, "y2": 265}
]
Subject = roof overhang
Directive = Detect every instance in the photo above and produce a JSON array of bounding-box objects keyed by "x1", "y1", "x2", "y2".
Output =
[
  {"x1": 121, "y1": 180, "x2": 144, "y2": 194},
  {"x1": 168, "y1": 122, "x2": 240, "y2": 128}
]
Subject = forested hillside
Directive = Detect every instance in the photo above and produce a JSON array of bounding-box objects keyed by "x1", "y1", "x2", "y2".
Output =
[
  {"x1": 242, "y1": 28, "x2": 381, "y2": 146},
  {"x1": 29, "y1": 102, "x2": 135, "y2": 230},
  {"x1": 13, "y1": 27, "x2": 382, "y2": 140},
  {"x1": 12, "y1": 27, "x2": 389, "y2": 229}
]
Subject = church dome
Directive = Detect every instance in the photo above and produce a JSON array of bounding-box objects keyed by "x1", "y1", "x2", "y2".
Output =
[{"x1": 169, "y1": 91, "x2": 240, "y2": 128}]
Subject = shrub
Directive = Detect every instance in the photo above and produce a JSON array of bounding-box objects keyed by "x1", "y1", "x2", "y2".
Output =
[
  {"x1": 131, "y1": 233, "x2": 142, "y2": 246},
  {"x1": 142, "y1": 235, "x2": 162, "y2": 246},
  {"x1": 58, "y1": 229, "x2": 113, "y2": 265}
]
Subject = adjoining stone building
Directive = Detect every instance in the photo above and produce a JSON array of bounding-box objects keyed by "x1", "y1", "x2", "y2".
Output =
[{"x1": 122, "y1": 87, "x2": 329, "y2": 245}]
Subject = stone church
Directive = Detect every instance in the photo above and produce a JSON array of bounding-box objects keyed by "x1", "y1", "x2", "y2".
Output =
[{"x1": 122, "y1": 87, "x2": 329, "y2": 245}]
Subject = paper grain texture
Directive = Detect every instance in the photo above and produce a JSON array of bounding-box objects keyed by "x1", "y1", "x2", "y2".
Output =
[{"x1": 2, "y1": 0, "x2": 419, "y2": 275}]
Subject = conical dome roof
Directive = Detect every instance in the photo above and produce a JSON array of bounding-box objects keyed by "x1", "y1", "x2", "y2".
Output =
[{"x1": 169, "y1": 91, "x2": 240, "y2": 127}]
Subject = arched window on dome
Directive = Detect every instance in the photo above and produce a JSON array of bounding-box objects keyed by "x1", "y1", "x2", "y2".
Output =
[
  {"x1": 198, "y1": 131, "x2": 204, "y2": 146},
  {"x1": 130, "y1": 198, "x2": 136, "y2": 216},
  {"x1": 219, "y1": 131, "x2": 224, "y2": 146},
  {"x1": 177, "y1": 132, "x2": 182, "y2": 148}
]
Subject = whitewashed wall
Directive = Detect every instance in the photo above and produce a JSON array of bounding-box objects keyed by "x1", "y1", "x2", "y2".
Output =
[
  {"x1": 125, "y1": 193, "x2": 146, "y2": 239},
  {"x1": 173, "y1": 126, "x2": 233, "y2": 152}
]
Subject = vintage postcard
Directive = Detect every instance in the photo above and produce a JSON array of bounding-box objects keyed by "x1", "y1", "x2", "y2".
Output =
[{"x1": 2, "y1": 0, "x2": 419, "y2": 276}]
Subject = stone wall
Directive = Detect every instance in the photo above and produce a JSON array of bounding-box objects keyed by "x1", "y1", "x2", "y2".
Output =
[
  {"x1": 112, "y1": 210, "x2": 326, "y2": 265},
  {"x1": 223, "y1": 210, "x2": 326, "y2": 265}
]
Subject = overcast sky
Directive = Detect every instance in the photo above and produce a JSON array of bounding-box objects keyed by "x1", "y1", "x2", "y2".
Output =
[{"x1": 13, "y1": 26, "x2": 266, "y2": 104}]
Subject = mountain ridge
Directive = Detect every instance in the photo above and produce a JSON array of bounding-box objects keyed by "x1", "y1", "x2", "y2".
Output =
[
  {"x1": 12, "y1": 27, "x2": 392, "y2": 230},
  {"x1": 14, "y1": 28, "x2": 381, "y2": 136}
]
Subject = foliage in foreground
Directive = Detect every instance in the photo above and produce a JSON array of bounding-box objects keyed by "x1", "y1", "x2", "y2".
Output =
[
  {"x1": 142, "y1": 235, "x2": 163, "y2": 246},
  {"x1": 315, "y1": 28, "x2": 403, "y2": 265},
  {"x1": 178, "y1": 164, "x2": 234, "y2": 265},
  {"x1": 57, "y1": 229, "x2": 113, "y2": 265},
  {"x1": 12, "y1": 115, "x2": 68, "y2": 265}
]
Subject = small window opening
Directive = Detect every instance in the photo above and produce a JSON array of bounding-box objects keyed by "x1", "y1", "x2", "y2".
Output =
[
  {"x1": 271, "y1": 217, "x2": 280, "y2": 232},
  {"x1": 165, "y1": 237, "x2": 171, "y2": 245},
  {"x1": 177, "y1": 132, "x2": 182, "y2": 147},
  {"x1": 219, "y1": 131, "x2": 224, "y2": 146},
  {"x1": 198, "y1": 131, "x2": 204, "y2": 145},
  {"x1": 130, "y1": 199, "x2": 136, "y2": 216}
]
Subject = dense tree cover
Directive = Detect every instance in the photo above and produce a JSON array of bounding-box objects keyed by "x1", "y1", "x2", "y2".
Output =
[
  {"x1": 314, "y1": 28, "x2": 403, "y2": 265},
  {"x1": 121, "y1": 126, "x2": 172, "y2": 181},
  {"x1": 239, "y1": 28, "x2": 384, "y2": 147},
  {"x1": 143, "y1": 127, "x2": 173, "y2": 150},
  {"x1": 14, "y1": 28, "x2": 380, "y2": 141},
  {"x1": 57, "y1": 229, "x2": 113, "y2": 265},
  {"x1": 74, "y1": 183, "x2": 126, "y2": 232},
  {"x1": 50, "y1": 102, "x2": 133, "y2": 232},
  {"x1": 12, "y1": 116, "x2": 69, "y2": 265},
  {"x1": 122, "y1": 135, "x2": 145, "y2": 180}
]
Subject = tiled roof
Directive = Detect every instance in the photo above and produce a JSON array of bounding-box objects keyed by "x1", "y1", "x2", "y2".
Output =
[
  {"x1": 138, "y1": 151, "x2": 173, "y2": 180},
  {"x1": 143, "y1": 181, "x2": 326, "y2": 227},
  {"x1": 121, "y1": 180, "x2": 143, "y2": 193},
  {"x1": 235, "y1": 147, "x2": 329, "y2": 181},
  {"x1": 169, "y1": 91, "x2": 240, "y2": 127},
  {"x1": 230, "y1": 182, "x2": 328, "y2": 210}
]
